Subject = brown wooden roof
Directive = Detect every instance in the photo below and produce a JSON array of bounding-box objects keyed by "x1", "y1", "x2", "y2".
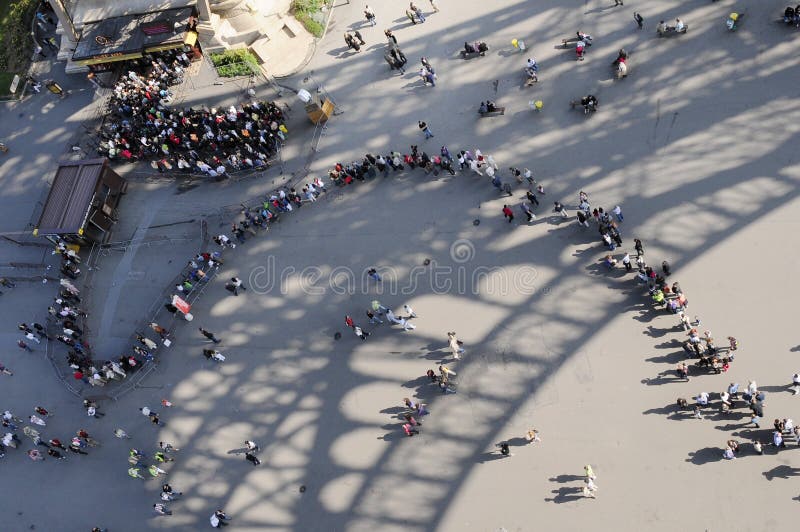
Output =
[{"x1": 37, "y1": 158, "x2": 108, "y2": 235}]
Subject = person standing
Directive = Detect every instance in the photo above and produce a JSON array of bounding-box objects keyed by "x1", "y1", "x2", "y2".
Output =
[
  {"x1": 418, "y1": 121, "x2": 434, "y2": 139},
  {"x1": 554, "y1": 202, "x2": 568, "y2": 218},
  {"x1": 614, "y1": 0, "x2": 623, "y2": 6},
  {"x1": 353, "y1": 30, "x2": 365, "y2": 45},
  {"x1": 633, "y1": 12, "x2": 643, "y2": 29},
  {"x1": 17, "y1": 340, "x2": 32, "y2": 352},
  {"x1": 498, "y1": 442, "x2": 511, "y2": 456},
  {"x1": 199, "y1": 328, "x2": 221, "y2": 343},
  {"x1": 622, "y1": 253, "x2": 632, "y2": 271},
  {"x1": 428, "y1": 0, "x2": 439, "y2": 12},
  {"x1": 245, "y1": 451, "x2": 261, "y2": 466},
  {"x1": 584, "y1": 464, "x2": 596, "y2": 480}
]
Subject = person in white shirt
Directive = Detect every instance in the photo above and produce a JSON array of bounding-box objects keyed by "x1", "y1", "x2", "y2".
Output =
[
  {"x1": 695, "y1": 392, "x2": 709, "y2": 406},
  {"x1": 675, "y1": 18, "x2": 685, "y2": 32}
]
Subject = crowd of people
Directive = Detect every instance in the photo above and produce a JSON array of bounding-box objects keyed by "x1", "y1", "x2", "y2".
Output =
[
  {"x1": 582, "y1": 210, "x2": 800, "y2": 463},
  {"x1": 3, "y1": 167, "x2": 334, "y2": 528},
  {"x1": 97, "y1": 53, "x2": 287, "y2": 176}
]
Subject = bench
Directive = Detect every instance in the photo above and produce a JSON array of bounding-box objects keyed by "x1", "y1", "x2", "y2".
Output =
[{"x1": 478, "y1": 107, "x2": 506, "y2": 117}]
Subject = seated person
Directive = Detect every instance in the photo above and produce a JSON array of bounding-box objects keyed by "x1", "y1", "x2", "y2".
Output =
[
  {"x1": 657, "y1": 20, "x2": 668, "y2": 34},
  {"x1": 785, "y1": 6, "x2": 795, "y2": 22},
  {"x1": 577, "y1": 31, "x2": 593, "y2": 44},
  {"x1": 486, "y1": 100, "x2": 497, "y2": 112},
  {"x1": 479, "y1": 101, "x2": 488, "y2": 114},
  {"x1": 615, "y1": 49, "x2": 628, "y2": 63},
  {"x1": 675, "y1": 18, "x2": 685, "y2": 32},
  {"x1": 464, "y1": 42, "x2": 476, "y2": 54}
]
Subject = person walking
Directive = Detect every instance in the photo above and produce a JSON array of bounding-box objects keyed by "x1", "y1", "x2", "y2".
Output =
[
  {"x1": 634, "y1": 12, "x2": 644, "y2": 29},
  {"x1": 583, "y1": 478, "x2": 599, "y2": 498},
  {"x1": 114, "y1": 428, "x2": 131, "y2": 439},
  {"x1": 128, "y1": 467, "x2": 144, "y2": 479},
  {"x1": 447, "y1": 332, "x2": 465, "y2": 359},
  {"x1": 521, "y1": 203, "x2": 536, "y2": 223},
  {"x1": 418, "y1": 121, "x2": 434, "y2": 139},
  {"x1": 154, "y1": 451, "x2": 174, "y2": 463},
  {"x1": 17, "y1": 339, "x2": 32, "y2": 352},
  {"x1": 149, "y1": 322, "x2": 169, "y2": 339},
  {"x1": 411, "y1": 3, "x2": 426, "y2": 22},
  {"x1": 525, "y1": 429, "x2": 542, "y2": 443},
  {"x1": 498, "y1": 442, "x2": 511, "y2": 456},
  {"x1": 353, "y1": 30, "x2": 365, "y2": 45},
  {"x1": 199, "y1": 328, "x2": 221, "y2": 343},
  {"x1": 428, "y1": 0, "x2": 439, "y2": 12},
  {"x1": 210, "y1": 510, "x2": 231, "y2": 528},
  {"x1": 162, "y1": 483, "x2": 182, "y2": 500},
  {"x1": 553, "y1": 202, "x2": 569, "y2": 218},
  {"x1": 148, "y1": 464, "x2": 167, "y2": 478},
  {"x1": 159, "y1": 441, "x2": 180, "y2": 452},
  {"x1": 366, "y1": 310, "x2": 382, "y2": 324},
  {"x1": 364, "y1": 5, "x2": 376, "y2": 26},
  {"x1": 634, "y1": 238, "x2": 644, "y2": 257},
  {"x1": 502, "y1": 205, "x2": 514, "y2": 223},
  {"x1": 614, "y1": 0, "x2": 623, "y2": 6},
  {"x1": 153, "y1": 503, "x2": 172, "y2": 516},
  {"x1": 584, "y1": 464, "x2": 596, "y2": 480}
]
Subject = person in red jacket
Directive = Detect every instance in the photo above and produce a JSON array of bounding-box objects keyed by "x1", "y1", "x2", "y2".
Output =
[{"x1": 502, "y1": 205, "x2": 514, "y2": 223}]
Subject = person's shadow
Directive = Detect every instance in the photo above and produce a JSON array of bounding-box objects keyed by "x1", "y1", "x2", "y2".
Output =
[
  {"x1": 226, "y1": 447, "x2": 248, "y2": 455},
  {"x1": 549, "y1": 474, "x2": 583, "y2": 483},
  {"x1": 476, "y1": 451, "x2": 509, "y2": 463},
  {"x1": 763, "y1": 465, "x2": 800, "y2": 480},
  {"x1": 545, "y1": 486, "x2": 584, "y2": 503}
]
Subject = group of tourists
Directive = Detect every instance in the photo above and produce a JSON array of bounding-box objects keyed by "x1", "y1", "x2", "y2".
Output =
[{"x1": 99, "y1": 57, "x2": 287, "y2": 176}]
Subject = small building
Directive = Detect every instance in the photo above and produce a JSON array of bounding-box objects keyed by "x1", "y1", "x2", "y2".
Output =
[
  {"x1": 34, "y1": 158, "x2": 127, "y2": 245},
  {"x1": 70, "y1": 6, "x2": 200, "y2": 72}
]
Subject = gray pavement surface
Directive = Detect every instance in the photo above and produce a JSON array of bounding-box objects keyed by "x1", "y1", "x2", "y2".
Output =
[{"x1": 2, "y1": 0, "x2": 800, "y2": 531}]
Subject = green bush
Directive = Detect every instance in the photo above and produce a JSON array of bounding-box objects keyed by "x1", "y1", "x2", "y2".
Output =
[
  {"x1": 0, "y1": 0, "x2": 38, "y2": 71},
  {"x1": 291, "y1": 0, "x2": 329, "y2": 37},
  {"x1": 210, "y1": 49, "x2": 260, "y2": 78}
]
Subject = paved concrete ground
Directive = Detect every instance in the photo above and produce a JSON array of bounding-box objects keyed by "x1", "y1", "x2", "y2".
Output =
[{"x1": 2, "y1": 0, "x2": 800, "y2": 531}]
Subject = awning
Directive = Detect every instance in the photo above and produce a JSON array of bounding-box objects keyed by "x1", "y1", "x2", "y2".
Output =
[
  {"x1": 145, "y1": 42, "x2": 184, "y2": 53},
  {"x1": 72, "y1": 6, "x2": 194, "y2": 64},
  {"x1": 75, "y1": 51, "x2": 143, "y2": 66},
  {"x1": 184, "y1": 31, "x2": 198, "y2": 47}
]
